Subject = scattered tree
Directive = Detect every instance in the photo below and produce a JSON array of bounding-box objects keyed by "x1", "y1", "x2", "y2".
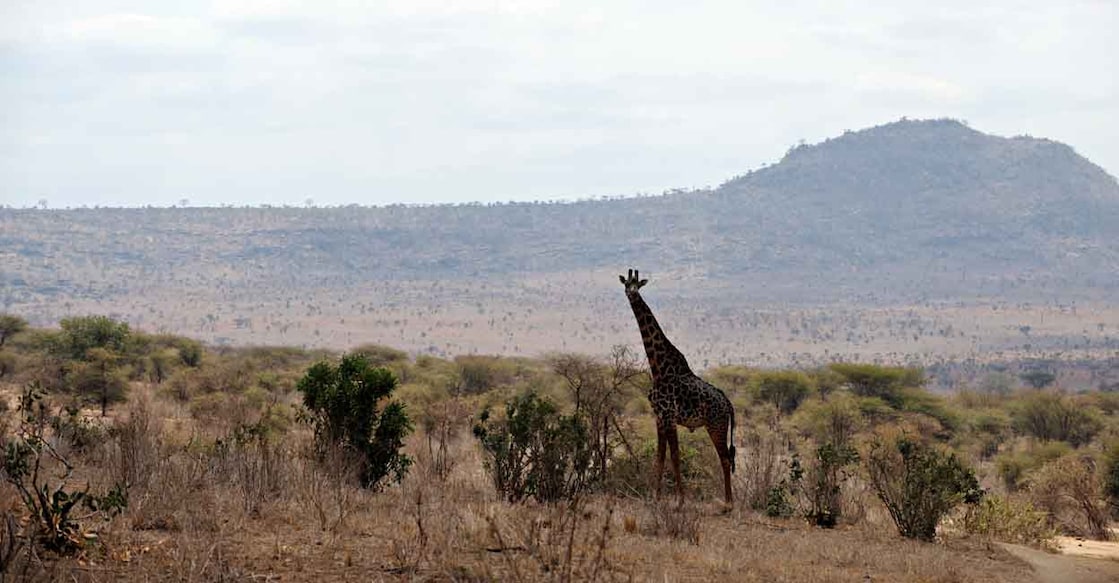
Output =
[
  {"x1": 550, "y1": 346, "x2": 643, "y2": 485},
  {"x1": 757, "y1": 370, "x2": 814, "y2": 414},
  {"x1": 1020, "y1": 369, "x2": 1057, "y2": 390},
  {"x1": 829, "y1": 364, "x2": 922, "y2": 408},
  {"x1": 0, "y1": 314, "x2": 28, "y2": 347},
  {"x1": 53, "y1": 316, "x2": 131, "y2": 361}
]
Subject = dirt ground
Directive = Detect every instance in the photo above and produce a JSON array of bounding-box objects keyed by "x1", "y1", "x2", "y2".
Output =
[{"x1": 1001, "y1": 542, "x2": 1119, "y2": 583}]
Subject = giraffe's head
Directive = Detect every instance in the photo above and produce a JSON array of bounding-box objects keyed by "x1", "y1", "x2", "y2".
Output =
[{"x1": 619, "y1": 268, "x2": 648, "y2": 296}]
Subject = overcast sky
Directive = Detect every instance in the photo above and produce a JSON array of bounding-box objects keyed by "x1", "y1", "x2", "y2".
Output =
[{"x1": 1, "y1": 1, "x2": 1115, "y2": 208}]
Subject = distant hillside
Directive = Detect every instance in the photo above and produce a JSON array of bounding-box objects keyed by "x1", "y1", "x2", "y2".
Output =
[{"x1": 3, "y1": 118, "x2": 1117, "y2": 310}]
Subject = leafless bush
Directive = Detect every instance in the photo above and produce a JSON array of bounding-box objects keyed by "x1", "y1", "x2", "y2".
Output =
[
  {"x1": 736, "y1": 424, "x2": 796, "y2": 511},
  {"x1": 388, "y1": 489, "x2": 430, "y2": 575},
  {"x1": 1025, "y1": 453, "x2": 1112, "y2": 540},
  {"x1": 0, "y1": 511, "x2": 31, "y2": 579},
  {"x1": 108, "y1": 397, "x2": 164, "y2": 491},
  {"x1": 642, "y1": 499, "x2": 701, "y2": 544},
  {"x1": 159, "y1": 536, "x2": 243, "y2": 582},
  {"x1": 295, "y1": 440, "x2": 360, "y2": 532},
  {"x1": 211, "y1": 424, "x2": 293, "y2": 518},
  {"x1": 127, "y1": 450, "x2": 210, "y2": 533},
  {"x1": 418, "y1": 398, "x2": 469, "y2": 481},
  {"x1": 551, "y1": 346, "x2": 644, "y2": 487},
  {"x1": 484, "y1": 497, "x2": 624, "y2": 582}
]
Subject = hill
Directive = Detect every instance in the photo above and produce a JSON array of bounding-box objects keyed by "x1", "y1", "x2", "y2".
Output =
[{"x1": 2, "y1": 118, "x2": 1117, "y2": 363}]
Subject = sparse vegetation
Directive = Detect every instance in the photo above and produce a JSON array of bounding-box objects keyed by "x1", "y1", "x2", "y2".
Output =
[
  {"x1": 2, "y1": 119, "x2": 1118, "y2": 579},
  {"x1": 1, "y1": 384, "x2": 126, "y2": 555},
  {"x1": 0, "y1": 315, "x2": 1116, "y2": 579}
]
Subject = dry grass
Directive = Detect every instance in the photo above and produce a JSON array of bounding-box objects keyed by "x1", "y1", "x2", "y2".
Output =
[{"x1": 0, "y1": 383, "x2": 1047, "y2": 582}]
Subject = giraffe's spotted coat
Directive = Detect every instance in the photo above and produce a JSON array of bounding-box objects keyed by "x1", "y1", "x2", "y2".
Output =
[{"x1": 621, "y1": 269, "x2": 736, "y2": 504}]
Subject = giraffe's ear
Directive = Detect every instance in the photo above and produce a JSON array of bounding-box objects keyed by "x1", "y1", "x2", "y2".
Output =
[
  {"x1": 619, "y1": 275, "x2": 627, "y2": 285},
  {"x1": 638, "y1": 279, "x2": 648, "y2": 288}
]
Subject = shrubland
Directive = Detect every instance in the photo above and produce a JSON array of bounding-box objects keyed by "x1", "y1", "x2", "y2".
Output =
[{"x1": 0, "y1": 313, "x2": 1115, "y2": 580}]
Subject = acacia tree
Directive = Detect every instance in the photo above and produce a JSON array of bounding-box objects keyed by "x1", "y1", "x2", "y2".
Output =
[
  {"x1": 756, "y1": 370, "x2": 815, "y2": 414},
  {"x1": 829, "y1": 363, "x2": 922, "y2": 408},
  {"x1": 0, "y1": 313, "x2": 27, "y2": 347},
  {"x1": 1020, "y1": 369, "x2": 1057, "y2": 389},
  {"x1": 47, "y1": 316, "x2": 133, "y2": 414},
  {"x1": 550, "y1": 345, "x2": 643, "y2": 486},
  {"x1": 54, "y1": 316, "x2": 131, "y2": 359}
]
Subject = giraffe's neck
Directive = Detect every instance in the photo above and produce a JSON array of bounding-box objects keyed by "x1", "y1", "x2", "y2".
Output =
[{"x1": 626, "y1": 291, "x2": 692, "y2": 380}]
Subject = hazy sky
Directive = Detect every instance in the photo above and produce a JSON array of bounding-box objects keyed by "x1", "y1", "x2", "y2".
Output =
[{"x1": 2, "y1": 1, "x2": 1115, "y2": 208}]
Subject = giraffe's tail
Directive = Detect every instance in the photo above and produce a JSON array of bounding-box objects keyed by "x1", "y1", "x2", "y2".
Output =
[{"x1": 728, "y1": 407, "x2": 737, "y2": 474}]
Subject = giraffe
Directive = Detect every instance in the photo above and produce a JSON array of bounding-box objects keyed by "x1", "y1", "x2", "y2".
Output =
[{"x1": 619, "y1": 268, "x2": 737, "y2": 504}]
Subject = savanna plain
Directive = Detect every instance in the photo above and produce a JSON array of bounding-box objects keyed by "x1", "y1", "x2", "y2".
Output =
[{"x1": 0, "y1": 312, "x2": 1118, "y2": 582}]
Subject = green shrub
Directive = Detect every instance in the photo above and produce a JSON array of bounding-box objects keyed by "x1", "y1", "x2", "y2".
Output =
[
  {"x1": 765, "y1": 455, "x2": 802, "y2": 518},
  {"x1": 297, "y1": 353, "x2": 413, "y2": 489},
  {"x1": 604, "y1": 435, "x2": 706, "y2": 497},
  {"x1": 473, "y1": 391, "x2": 591, "y2": 502},
  {"x1": 963, "y1": 494, "x2": 1056, "y2": 548},
  {"x1": 854, "y1": 396, "x2": 895, "y2": 421},
  {"x1": 68, "y1": 349, "x2": 130, "y2": 415},
  {"x1": 352, "y1": 344, "x2": 408, "y2": 368},
  {"x1": 795, "y1": 396, "x2": 863, "y2": 444},
  {"x1": 897, "y1": 388, "x2": 959, "y2": 433},
  {"x1": 1010, "y1": 391, "x2": 1101, "y2": 446},
  {"x1": 791, "y1": 396, "x2": 862, "y2": 527},
  {"x1": 703, "y1": 366, "x2": 755, "y2": 397},
  {"x1": 1020, "y1": 369, "x2": 1056, "y2": 389},
  {"x1": 971, "y1": 411, "x2": 1010, "y2": 436},
  {"x1": 0, "y1": 351, "x2": 16, "y2": 379},
  {"x1": 995, "y1": 441, "x2": 1072, "y2": 492},
  {"x1": 175, "y1": 338, "x2": 204, "y2": 367},
  {"x1": 803, "y1": 442, "x2": 860, "y2": 528},
  {"x1": 453, "y1": 355, "x2": 514, "y2": 395},
  {"x1": 809, "y1": 366, "x2": 845, "y2": 399},
  {"x1": 866, "y1": 434, "x2": 983, "y2": 541}
]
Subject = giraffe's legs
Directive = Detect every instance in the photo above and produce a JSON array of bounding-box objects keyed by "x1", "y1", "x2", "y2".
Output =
[
  {"x1": 666, "y1": 424, "x2": 684, "y2": 504},
  {"x1": 706, "y1": 423, "x2": 734, "y2": 505},
  {"x1": 654, "y1": 420, "x2": 668, "y2": 499}
]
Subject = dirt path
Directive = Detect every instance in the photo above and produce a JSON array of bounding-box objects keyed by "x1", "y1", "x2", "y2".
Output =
[{"x1": 999, "y1": 543, "x2": 1119, "y2": 583}]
